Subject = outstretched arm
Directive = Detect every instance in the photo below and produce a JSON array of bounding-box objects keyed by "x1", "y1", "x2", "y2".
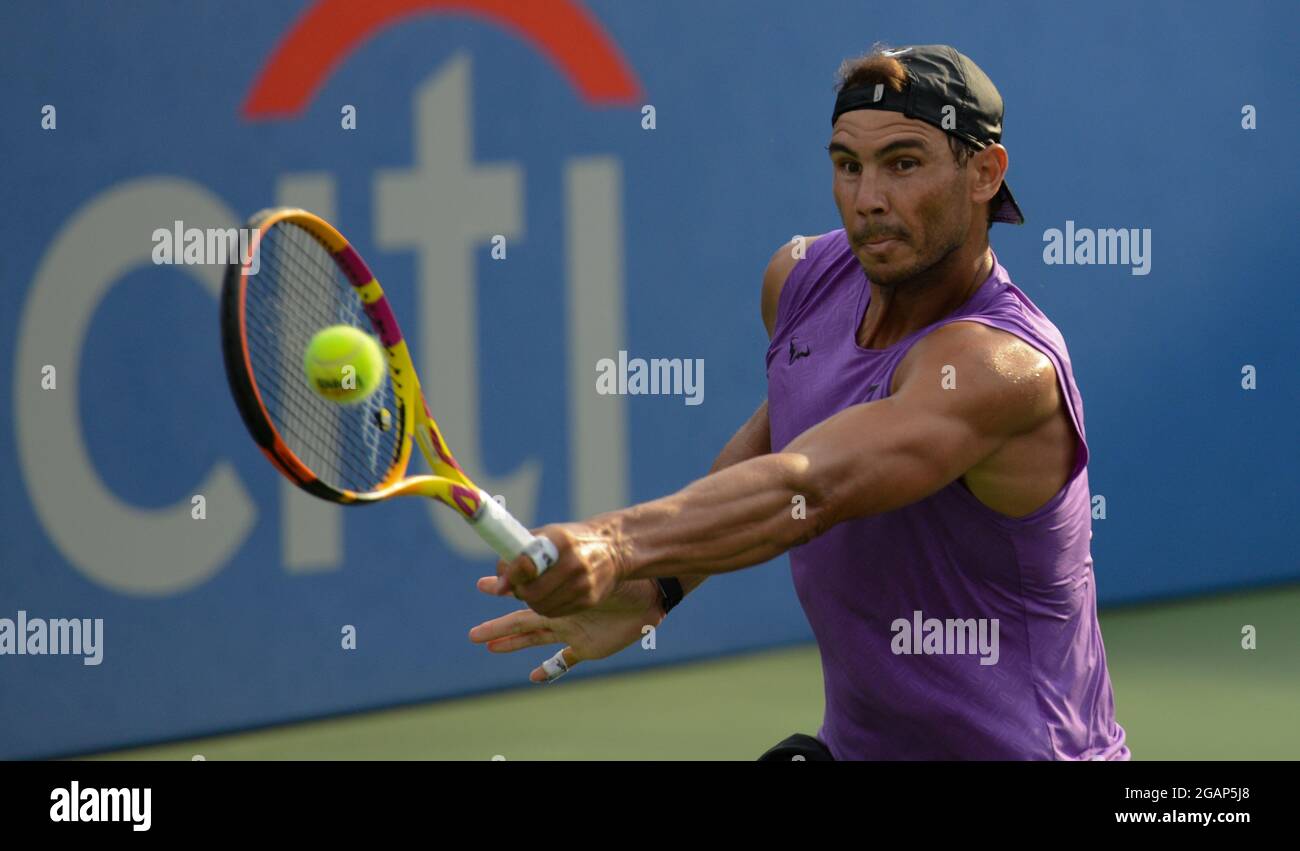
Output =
[{"x1": 502, "y1": 321, "x2": 1061, "y2": 616}]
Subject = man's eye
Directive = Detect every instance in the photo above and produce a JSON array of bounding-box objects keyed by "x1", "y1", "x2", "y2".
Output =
[
  {"x1": 837, "y1": 160, "x2": 861, "y2": 175},
  {"x1": 893, "y1": 159, "x2": 919, "y2": 172}
]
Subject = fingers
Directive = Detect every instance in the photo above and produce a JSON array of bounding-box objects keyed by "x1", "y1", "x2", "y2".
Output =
[
  {"x1": 516, "y1": 570, "x2": 575, "y2": 616},
  {"x1": 483, "y1": 630, "x2": 557, "y2": 654},
  {"x1": 479, "y1": 575, "x2": 521, "y2": 599},
  {"x1": 496, "y1": 552, "x2": 568, "y2": 601},
  {"x1": 487, "y1": 526, "x2": 612, "y2": 617},
  {"x1": 494, "y1": 552, "x2": 541, "y2": 596},
  {"x1": 524, "y1": 574, "x2": 601, "y2": 619},
  {"x1": 467, "y1": 607, "x2": 546, "y2": 644},
  {"x1": 468, "y1": 603, "x2": 577, "y2": 683},
  {"x1": 531, "y1": 646, "x2": 578, "y2": 683},
  {"x1": 494, "y1": 527, "x2": 570, "y2": 597}
]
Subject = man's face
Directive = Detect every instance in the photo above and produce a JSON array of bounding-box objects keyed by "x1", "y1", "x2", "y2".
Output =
[{"x1": 828, "y1": 109, "x2": 973, "y2": 287}]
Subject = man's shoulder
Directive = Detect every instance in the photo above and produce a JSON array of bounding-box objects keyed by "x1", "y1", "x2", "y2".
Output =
[
  {"x1": 896, "y1": 320, "x2": 1062, "y2": 435},
  {"x1": 762, "y1": 231, "x2": 839, "y2": 337}
]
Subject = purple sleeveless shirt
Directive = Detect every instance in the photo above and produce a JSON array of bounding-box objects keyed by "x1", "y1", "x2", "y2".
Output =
[{"x1": 766, "y1": 229, "x2": 1128, "y2": 760}]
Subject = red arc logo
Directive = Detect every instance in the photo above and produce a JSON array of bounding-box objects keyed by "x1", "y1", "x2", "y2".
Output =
[{"x1": 243, "y1": 0, "x2": 643, "y2": 119}]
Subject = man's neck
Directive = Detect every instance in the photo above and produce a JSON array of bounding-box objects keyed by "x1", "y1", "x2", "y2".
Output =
[{"x1": 856, "y1": 245, "x2": 993, "y2": 350}]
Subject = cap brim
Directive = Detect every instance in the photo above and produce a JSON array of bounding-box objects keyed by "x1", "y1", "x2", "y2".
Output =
[{"x1": 991, "y1": 180, "x2": 1024, "y2": 225}]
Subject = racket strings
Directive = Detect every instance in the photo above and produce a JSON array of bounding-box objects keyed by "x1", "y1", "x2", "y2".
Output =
[
  {"x1": 252, "y1": 240, "x2": 392, "y2": 490},
  {"x1": 258, "y1": 227, "x2": 392, "y2": 481},
  {"x1": 246, "y1": 257, "x2": 364, "y2": 484},
  {"x1": 243, "y1": 222, "x2": 402, "y2": 492}
]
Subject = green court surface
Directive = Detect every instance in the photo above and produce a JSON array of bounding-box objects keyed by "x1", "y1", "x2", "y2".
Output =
[{"x1": 96, "y1": 583, "x2": 1300, "y2": 760}]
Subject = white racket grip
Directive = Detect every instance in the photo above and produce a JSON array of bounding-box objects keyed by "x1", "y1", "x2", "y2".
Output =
[{"x1": 469, "y1": 489, "x2": 559, "y2": 575}]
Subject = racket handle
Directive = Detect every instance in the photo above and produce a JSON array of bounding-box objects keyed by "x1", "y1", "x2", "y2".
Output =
[{"x1": 470, "y1": 489, "x2": 559, "y2": 576}]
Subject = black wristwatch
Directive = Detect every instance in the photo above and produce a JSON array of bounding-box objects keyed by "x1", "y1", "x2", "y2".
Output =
[{"x1": 655, "y1": 577, "x2": 684, "y2": 615}]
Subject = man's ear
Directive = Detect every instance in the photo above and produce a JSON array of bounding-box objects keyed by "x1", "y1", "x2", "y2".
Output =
[{"x1": 972, "y1": 143, "x2": 1009, "y2": 206}]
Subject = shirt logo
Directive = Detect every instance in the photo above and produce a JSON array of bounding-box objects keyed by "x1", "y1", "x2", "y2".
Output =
[{"x1": 788, "y1": 337, "x2": 812, "y2": 364}]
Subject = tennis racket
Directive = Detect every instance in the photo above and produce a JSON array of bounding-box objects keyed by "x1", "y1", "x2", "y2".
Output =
[{"x1": 219, "y1": 207, "x2": 557, "y2": 574}]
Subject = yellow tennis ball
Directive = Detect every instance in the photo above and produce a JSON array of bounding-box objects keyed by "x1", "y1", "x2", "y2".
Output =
[{"x1": 303, "y1": 325, "x2": 386, "y2": 405}]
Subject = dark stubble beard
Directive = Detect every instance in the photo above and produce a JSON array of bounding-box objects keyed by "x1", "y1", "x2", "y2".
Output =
[{"x1": 857, "y1": 211, "x2": 972, "y2": 291}]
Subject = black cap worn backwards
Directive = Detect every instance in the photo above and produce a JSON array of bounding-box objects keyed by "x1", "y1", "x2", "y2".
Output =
[{"x1": 831, "y1": 44, "x2": 1024, "y2": 225}]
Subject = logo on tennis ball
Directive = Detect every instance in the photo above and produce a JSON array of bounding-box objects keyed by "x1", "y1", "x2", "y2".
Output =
[{"x1": 303, "y1": 325, "x2": 386, "y2": 404}]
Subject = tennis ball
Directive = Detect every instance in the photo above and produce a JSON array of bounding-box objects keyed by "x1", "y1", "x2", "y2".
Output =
[{"x1": 303, "y1": 325, "x2": 386, "y2": 404}]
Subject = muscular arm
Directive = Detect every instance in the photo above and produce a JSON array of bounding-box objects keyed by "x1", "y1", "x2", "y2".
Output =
[{"x1": 608, "y1": 322, "x2": 1062, "y2": 581}]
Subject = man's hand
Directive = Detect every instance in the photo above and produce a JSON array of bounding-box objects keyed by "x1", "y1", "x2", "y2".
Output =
[
  {"x1": 490, "y1": 520, "x2": 630, "y2": 618},
  {"x1": 469, "y1": 575, "x2": 663, "y2": 682}
]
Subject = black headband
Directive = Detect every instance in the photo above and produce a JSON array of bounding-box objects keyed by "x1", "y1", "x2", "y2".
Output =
[
  {"x1": 831, "y1": 83, "x2": 985, "y2": 150},
  {"x1": 833, "y1": 84, "x2": 908, "y2": 129}
]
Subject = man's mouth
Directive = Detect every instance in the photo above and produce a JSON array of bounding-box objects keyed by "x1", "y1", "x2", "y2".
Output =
[{"x1": 862, "y1": 236, "x2": 902, "y2": 251}]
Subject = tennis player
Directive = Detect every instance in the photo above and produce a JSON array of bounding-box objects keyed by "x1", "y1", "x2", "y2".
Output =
[{"x1": 470, "y1": 44, "x2": 1129, "y2": 760}]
